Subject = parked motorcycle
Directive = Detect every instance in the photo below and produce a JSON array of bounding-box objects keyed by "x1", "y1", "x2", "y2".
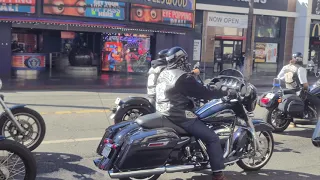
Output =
[
  {"x1": 259, "y1": 78, "x2": 319, "y2": 133},
  {"x1": 94, "y1": 69, "x2": 275, "y2": 180},
  {"x1": 0, "y1": 137, "x2": 37, "y2": 179},
  {"x1": 0, "y1": 79, "x2": 46, "y2": 151},
  {"x1": 110, "y1": 62, "x2": 202, "y2": 124}
]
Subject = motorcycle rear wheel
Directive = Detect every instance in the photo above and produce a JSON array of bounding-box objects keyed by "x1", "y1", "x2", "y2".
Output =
[
  {"x1": 114, "y1": 107, "x2": 150, "y2": 124},
  {"x1": 237, "y1": 131, "x2": 274, "y2": 171},
  {"x1": 120, "y1": 175, "x2": 161, "y2": 180},
  {"x1": 265, "y1": 106, "x2": 291, "y2": 133}
]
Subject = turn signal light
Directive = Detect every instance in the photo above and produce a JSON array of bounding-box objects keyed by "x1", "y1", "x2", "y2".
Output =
[
  {"x1": 103, "y1": 139, "x2": 113, "y2": 144},
  {"x1": 111, "y1": 144, "x2": 118, "y2": 149},
  {"x1": 260, "y1": 97, "x2": 270, "y2": 105}
]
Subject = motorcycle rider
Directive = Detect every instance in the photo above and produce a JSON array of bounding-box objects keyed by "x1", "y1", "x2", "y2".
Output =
[
  {"x1": 155, "y1": 47, "x2": 229, "y2": 180},
  {"x1": 277, "y1": 52, "x2": 308, "y2": 90},
  {"x1": 148, "y1": 49, "x2": 201, "y2": 106},
  {"x1": 277, "y1": 52, "x2": 309, "y2": 127},
  {"x1": 147, "y1": 49, "x2": 169, "y2": 106}
]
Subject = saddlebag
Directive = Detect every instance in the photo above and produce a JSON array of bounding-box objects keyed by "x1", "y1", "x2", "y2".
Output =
[
  {"x1": 114, "y1": 128, "x2": 180, "y2": 171},
  {"x1": 278, "y1": 94, "x2": 304, "y2": 115}
]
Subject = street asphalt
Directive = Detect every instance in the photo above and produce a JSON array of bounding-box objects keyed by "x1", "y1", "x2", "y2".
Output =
[{"x1": 0, "y1": 87, "x2": 319, "y2": 180}]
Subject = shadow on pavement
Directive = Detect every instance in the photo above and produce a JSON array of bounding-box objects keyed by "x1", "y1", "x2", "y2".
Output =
[
  {"x1": 279, "y1": 127, "x2": 314, "y2": 139},
  {"x1": 34, "y1": 152, "x2": 102, "y2": 180},
  {"x1": 273, "y1": 142, "x2": 301, "y2": 154},
  {"x1": 176, "y1": 169, "x2": 319, "y2": 180}
]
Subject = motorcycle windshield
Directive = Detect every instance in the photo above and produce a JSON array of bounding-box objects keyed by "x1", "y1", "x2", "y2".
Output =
[{"x1": 218, "y1": 69, "x2": 244, "y2": 79}]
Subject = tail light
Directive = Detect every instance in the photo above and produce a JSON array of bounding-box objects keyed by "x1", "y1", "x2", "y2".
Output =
[{"x1": 260, "y1": 97, "x2": 270, "y2": 105}]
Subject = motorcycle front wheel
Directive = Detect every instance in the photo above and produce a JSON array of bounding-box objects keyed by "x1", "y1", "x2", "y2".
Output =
[
  {"x1": 0, "y1": 107, "x2": 46, "y2": 151},
  {"x1": 237, "y1": 131, "x2": 274, "y2": 171},
  {"x1": 0, "y1": 139, "x2": 37, "y2": 180}
]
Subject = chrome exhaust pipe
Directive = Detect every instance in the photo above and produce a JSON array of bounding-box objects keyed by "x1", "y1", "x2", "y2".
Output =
[{"x1": 109, "y1": 165, "x2": 195, "y2": 179}]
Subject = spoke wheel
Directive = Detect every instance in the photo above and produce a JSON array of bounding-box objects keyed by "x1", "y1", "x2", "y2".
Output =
[
  {"x1": 265, "y1": 107, "x2": 291, "y2": 133},
  {"x1": 121, "y1": 109, "x2": 146, "y2": 121}
]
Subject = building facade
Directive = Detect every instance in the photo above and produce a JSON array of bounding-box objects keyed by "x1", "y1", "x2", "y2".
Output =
[
  {"x1": 0, "y1": 0, "x2": 196, "y2": 78},
  {"x1": 194, "y1": 0, "x2": 297, "y2": 75}
]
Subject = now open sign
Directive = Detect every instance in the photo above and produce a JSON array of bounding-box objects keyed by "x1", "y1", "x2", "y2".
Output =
[{"x1": 207, "y1": 12, "x2": 248, "y2": 28}]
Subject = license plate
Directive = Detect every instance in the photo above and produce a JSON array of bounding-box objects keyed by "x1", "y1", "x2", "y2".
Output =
[
  {"x1": 265, "y1": 93, "x2": 275, "y2": 99},
  {"x1": 102, "y1": 145, "x2": 111, "y2": 157},
  {"x1": 114, "y1": 98, "x2": 121, "y2": 105}
]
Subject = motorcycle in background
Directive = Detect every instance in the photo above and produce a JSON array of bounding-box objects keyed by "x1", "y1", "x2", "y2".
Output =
[
  {"x1": 94, "y1": 69, "x2": 275, "y2": 180},
  {"x1": 0, "y1": 79, "x2": 46, "y2": 151},
  {"x1": 0, "y1": 137, "x2": 37, "y2": 179},
  {"x1": 259, "y1": 78, "x2": 318, "y2": 133}
]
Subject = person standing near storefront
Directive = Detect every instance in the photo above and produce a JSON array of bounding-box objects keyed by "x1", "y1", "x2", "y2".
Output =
[
  {"x1": 214, "y1": 54, "x2": 223, "y2": 72},
  {"x1": 240, "y1": 52, "x2": 245, "y2": 72}
]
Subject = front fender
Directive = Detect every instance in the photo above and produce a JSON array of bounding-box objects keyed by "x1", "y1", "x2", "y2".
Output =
[
  {"x1": 0, "y1": 105, "x2": 26, "y2": 118},
  {"x1": 252, "y1": 119, "x2": 275, "y2": 132},
  {"x1": 118, "y1": 97, "x2": 155, "y2": 112}
]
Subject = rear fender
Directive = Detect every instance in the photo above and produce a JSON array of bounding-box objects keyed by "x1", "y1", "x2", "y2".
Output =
[
  {"x1": 252, "y1": 119, "x2": 275, "y2": 132},
  {"x1": 259, "y1": 92, "x2": 280, "y2": 108},
  {"x1": 118, "y1": 97, "x2": 155, "y2": 112}
]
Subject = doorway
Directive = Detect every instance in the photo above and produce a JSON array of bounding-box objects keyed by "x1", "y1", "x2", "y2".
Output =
[{"x1": 214, "y1": 40, "x2": 243, "y2": 72}]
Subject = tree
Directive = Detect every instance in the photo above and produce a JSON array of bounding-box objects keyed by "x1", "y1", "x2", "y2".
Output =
[{"x1": 244, "y1": 0, "x2": 254, "y2": 81}]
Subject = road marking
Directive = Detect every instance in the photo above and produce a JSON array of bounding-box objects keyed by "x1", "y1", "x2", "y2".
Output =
[
  {"x1": 42, "y1": 137, "x2": 101, "y2": 144},
  {"x1": 39, "y1": 109, "x2": 111, "y2": 115}
]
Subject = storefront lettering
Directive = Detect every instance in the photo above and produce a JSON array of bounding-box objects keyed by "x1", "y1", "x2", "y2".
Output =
[
  {"x1": 141, "y1": 0, "x2": 189, "y2": 8},
  {"x1": 209, "y1": 16, "x2": 240, "y2": 25},
  {"x1": 0, "y1": 0, "x2": 33, "y2": 3},
  {"x1": 234, "y1": 0, "x2": 267, "y2": 3},
  {"x1": 0, "y1": 4, "x2": 18, "y2": 12}
]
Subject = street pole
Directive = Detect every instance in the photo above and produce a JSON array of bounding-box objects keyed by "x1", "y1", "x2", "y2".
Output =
[{"x1": 244, "y1": 0, "x2": 254, "y2": 81}]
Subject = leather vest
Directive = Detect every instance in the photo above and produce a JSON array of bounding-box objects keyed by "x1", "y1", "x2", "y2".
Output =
[
  {"x1": 147, "y1": 65, "x2": 166, "y2": 98},
  {"x1": 155, "y1": 68, "x2": 192, "y2": 118},
  {"x1": 284, "y1": 64, "x2": 301, "y2": 89}
]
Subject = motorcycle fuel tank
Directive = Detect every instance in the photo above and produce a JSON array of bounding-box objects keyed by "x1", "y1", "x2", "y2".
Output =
[{"x1": 195, "y1": 99, "x2": 232, "y2": 120}]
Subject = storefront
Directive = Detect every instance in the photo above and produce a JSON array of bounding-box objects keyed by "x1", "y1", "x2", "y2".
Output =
[
  {"x1": 309, "y1": 0, "x2": 320, "y2": 71},
  {"x1": 195, "y1": 0, "x2": 297, "y2": 75},
  {"x1": 0, "y1": 0, "x2": 195, "y2": 78}
]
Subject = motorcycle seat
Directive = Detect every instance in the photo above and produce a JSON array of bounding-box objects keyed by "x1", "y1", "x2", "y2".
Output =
[
  {"x1": 281, "y1": 89, "x2": 297, "y2": 95},
  {"x1": 135, "y1": 112, "x2": 189, "y2": 135}
]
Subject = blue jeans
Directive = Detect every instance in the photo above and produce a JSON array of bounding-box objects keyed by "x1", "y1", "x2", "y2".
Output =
[{"x1": 178, "y1": 118, "x2": 225, "y2": 171}]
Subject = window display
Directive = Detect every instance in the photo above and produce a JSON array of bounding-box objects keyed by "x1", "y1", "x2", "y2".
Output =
[
  {"x1": 254, "y1": 42, "x2": 278, "y2": 63},
  {"x1": 255, "y1": 16, "x2": 280, "y2": 38},
  {"x1": 101, "y1": 33, "x2": 151, "y2": 73}
]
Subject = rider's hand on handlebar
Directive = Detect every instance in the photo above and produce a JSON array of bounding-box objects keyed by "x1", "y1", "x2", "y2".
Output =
[{"x1": 191, "y1": 69, "x2": 201, "y2": 76}]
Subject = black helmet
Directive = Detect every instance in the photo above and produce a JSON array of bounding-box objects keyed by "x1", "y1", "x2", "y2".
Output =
[
  {"x1": 166, "y1": 46, "x2": 188, "y2": 69},
  {"x1": 157, "y1": 49, "x2": 169, "y2": 59},
  {"x1": 292, "y1": 52, "x2": 303, "y2": 62}
]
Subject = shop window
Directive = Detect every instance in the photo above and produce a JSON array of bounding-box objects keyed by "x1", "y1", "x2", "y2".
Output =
[
  {"x1": 101, "y1": 33, "x2": 151, "y2": 73},
  {"x1": 255, "y1": 15, "x2": 280, "y2": 38},
  {"x1": 254, "y1": 42, "x2": 278, "y2": 63},
  {"x1": 12, "y1": 33, "x2": 37, "y2": 53},
  {"x1": 215, "y1": 27, "x2": 243, "y2": 36}
]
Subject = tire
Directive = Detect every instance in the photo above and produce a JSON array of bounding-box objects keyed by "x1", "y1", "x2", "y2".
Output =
[
  {"x1": 0, "y1": 139, "x2": 37, "y2": 180},
  {"x1": 264, "y1": 106, "x2": 291, "y2": 133},
  {"x1": 0, "y1": 107, "x2": 46, "y2": 151},
  {"x1": 114, "y1": 107, "x2": 151, "y2": 124},
  {"x1": 237, "y1": 131, "x2": 274, "y2": 171},
  {"x1": 120, "y1": 175, "x2": 161, "y2": 180}
]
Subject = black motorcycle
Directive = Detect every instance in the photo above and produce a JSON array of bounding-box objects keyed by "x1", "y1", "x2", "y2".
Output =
[
  {"x1": 94, "y1": 69, "x2": 275, "y2": 180},
  {"x1": 259, "y1": 78, "x2": 319, "y2": 133}
]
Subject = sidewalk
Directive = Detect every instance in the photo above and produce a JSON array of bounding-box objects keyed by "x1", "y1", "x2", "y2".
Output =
[{"x1": 0, "y1": 74, "x2": 318, "y2": 91}]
